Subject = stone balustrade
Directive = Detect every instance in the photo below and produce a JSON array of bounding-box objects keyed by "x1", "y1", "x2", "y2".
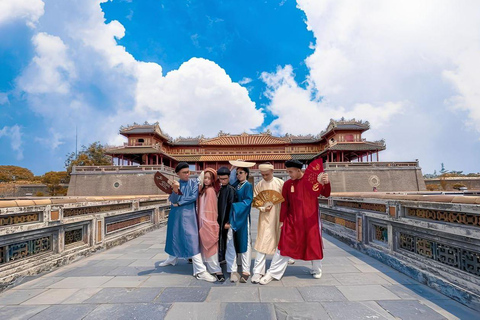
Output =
[
  {"x1": 0, "y1": 195, "x2": 170, "y2": 291},
  {"x1": 320, "y1": 192, "x2": 480, "y2": 311}
]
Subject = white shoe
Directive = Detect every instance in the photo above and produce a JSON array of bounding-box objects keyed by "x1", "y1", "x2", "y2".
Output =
[
  {"x1": 251, "y1": 273, "x2": 262, "y2": 284},
  {"x1": 230, "y1": 272, "x2": 239, "y2": 283},
  {"x1": 311, "y1": 270, "x2": 322, "y2": 279},
  {"x1": 159, "y1": 257, "x2": 177, "y2": 267},
  {"x1": 195, "y1": 271, "x2": 216, "y2": 282},
  {"x1": 259, "y1": 273, "x2": 274, "y2": 285},
  {"x1": 288, "y1": 259, "x2": 295, "y2": 265}
]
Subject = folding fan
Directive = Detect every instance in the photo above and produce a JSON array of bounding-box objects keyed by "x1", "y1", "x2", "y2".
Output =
[{"x1": 253, "y1": 190, "x2": 284, "y2": 208}]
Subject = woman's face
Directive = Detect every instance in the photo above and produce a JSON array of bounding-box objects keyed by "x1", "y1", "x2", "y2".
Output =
[
  {"x1": 236, "y1": 169, "x2": 247, "y2": 182},
  {"x1": 204, "y1": 172, "x2": 213, "y2": 186}
]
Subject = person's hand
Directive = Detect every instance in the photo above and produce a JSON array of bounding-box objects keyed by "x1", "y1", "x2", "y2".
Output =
[
  {"x1": 265, "y1": 202, "x2": 273, "y2": 212},
  {"x1": 173, "y1": 203, "x2": 179, "y2": 207},
  {"x1": 172, "y1": 180, "x2": 180, "y2": 193},
  {"x1": 317, "y1": 173, "x2": 329, "y2": 185},
  {"x1": 224, "y1": 223, "x2": 230, "y2": 229}
]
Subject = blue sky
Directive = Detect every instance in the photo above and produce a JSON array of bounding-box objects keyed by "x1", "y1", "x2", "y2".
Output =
[{"x1": 1, "y1": 0, "x2": 479, "y2": 176}]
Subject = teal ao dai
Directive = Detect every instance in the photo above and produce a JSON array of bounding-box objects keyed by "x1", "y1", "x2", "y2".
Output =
[
  {"x1": 165, "y1": 179, "x2": 200, "y2": 258},
  {"x1": 231, "y1": 180, "x2": 253, "y2": 253}
]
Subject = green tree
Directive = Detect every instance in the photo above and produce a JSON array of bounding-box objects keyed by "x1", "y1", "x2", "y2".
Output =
[
  {"x1": 65, "y1": 141, "x2": 112, "y2": 176},
  {"x1": 0, "y1": 166, "x2": 34, "y2": 182},
  {"x1": 41, "y1": 171, "x2": 68, "y2": 196}
]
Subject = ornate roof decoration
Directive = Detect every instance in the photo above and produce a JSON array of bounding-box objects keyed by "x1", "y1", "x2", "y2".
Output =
[
  {"x1": 119, "y1": 122, "x2": 171, "y2": 140},
  {"x1": 320, "y1": 118, "x2": 370, "y2": 137}
]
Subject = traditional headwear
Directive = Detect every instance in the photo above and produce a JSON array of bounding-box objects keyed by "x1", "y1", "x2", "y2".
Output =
[
  {"x1": 175, "y1": 162, "x2": 189, "y2": 173},
  {"x1": 204, "y1": 168, "x2": 217, "y2": 181},
  {"x1": 259, "y1": 163, "x2": 274, "y2": 172},
  {"x1": 285, "y1": 159, "x2": 303, "y2": 169},
  {"x1": 217, "y1": 166, "x2": 230, "y2": 176}
]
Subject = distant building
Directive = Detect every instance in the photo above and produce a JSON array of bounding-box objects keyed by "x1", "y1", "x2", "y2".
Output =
[{"x1": 106, "y1": 119, "x2": 386, "y2": 170}]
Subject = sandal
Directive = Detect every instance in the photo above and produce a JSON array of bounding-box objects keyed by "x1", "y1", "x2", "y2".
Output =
[{"x1": 240, "y1": 273, "x2": 250, "y2": 283}]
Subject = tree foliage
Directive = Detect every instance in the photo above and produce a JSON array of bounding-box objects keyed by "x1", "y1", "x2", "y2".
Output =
[
  {"x1": 65, "y1": 141, "x2": 112, "y2": 176},
  {"x1": 0, "y1": 166, "x2": 34, "y2": 182},
  {"x1": 41, "y1": 171, "x2": 68, "y2": 196}
]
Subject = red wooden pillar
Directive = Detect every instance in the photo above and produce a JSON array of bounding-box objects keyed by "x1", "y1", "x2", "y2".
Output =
[{"x1": 376, "y1": 150, "x2": 379, "y2": 162}]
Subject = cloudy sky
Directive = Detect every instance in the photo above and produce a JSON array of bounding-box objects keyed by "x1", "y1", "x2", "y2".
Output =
[{"x1": 1, "y1": 0, "x2": 479, "y2": 175}]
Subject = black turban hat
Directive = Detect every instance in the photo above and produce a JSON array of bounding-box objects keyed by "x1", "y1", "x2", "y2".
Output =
[
  {"x1": 217, "y1": 166, "x2": 230, "y2": 176},
  {"x1": 285, "y1": 159, "x2": 303, "y2": 169},
  {"x1": 175, "y1": 162, "x2": 189, "y2": 173}
]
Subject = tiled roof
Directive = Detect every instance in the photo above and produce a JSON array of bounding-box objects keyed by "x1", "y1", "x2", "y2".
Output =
[
  {"x1": 290, "y1": 138, "x2": 319, "y2": 144},
  {"x1": 315, "y1": 142, "x2": 386, "y2": 157},
  {"x1": 174, "y1": 155, "x2": 202, "y2": 161},
  {"x1": 291, "y1": 154, "x2": 317, "y2": 160},
  {"x1": 202, "y1": 134, "x2": 288, "y2": 145},
  {"x1": 328, "y1": 142, "x2": 386, "y2": 151},
  {"x1": 173, "y1": 139, "x2": 201, "y2": 146}
]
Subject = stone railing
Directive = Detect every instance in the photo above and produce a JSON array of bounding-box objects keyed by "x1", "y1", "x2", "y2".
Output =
[
  {"x1": 324, "y1": 161, "x2": 419, "y2": 168},
  {"x1": 0, "y1": 195, "x2": 170, "y2": 291},
  {"x1": 72, "y1": 165, "x2": 176, "y2": 174},
  {"x1": 319, "y1": 192, "x2": 480, "y2": 311}
]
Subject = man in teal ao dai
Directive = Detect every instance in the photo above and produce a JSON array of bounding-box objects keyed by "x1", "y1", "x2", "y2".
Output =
[{"x1": 159, "y1": 162, "x2": 216, "y2": 282}]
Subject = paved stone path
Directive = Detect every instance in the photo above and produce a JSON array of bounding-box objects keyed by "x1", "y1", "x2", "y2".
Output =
[{"x1": 0, "y1": 209, "x2": 477, "y2": 319}]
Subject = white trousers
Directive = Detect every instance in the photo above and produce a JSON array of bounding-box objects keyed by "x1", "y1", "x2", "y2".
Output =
[
  {"x1": 163, "y1": 253, "x2": 206, "y2": 275},
  {"x1": 266, "y1": 249, "x2": 322, "y2": 280},
  {"x1": 225, "y1": 220, "x2": 252, "y2": 274},
  {"x1": 203, "y1": 252, "x2": 222, "y2": 274},
  {"x1": 253, "y1": 252, "x2": 267, "y2": 275}
]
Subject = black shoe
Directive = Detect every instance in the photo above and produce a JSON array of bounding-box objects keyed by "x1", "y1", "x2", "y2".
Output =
[
  {"x1": 188, "y1": 258, "x2": 192, "y2": 264},
  {"x1": 215, "y1": 273, "x2": 225, "y2": 282}
]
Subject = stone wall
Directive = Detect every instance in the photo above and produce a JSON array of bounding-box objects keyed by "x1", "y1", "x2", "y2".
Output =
[
  {"x1": 424, "y1": 177, "x2": 480, "y2": 191},
  {"x1": 68, "y1": 167, "x2": 177, "y2": 196},
  {"x1": 0, "y1": 195, "x2": 170, "y2": 290},
  {"x1": 68, "y1": 162, "x2": 426, "y2": 196},
  {"x1": 319, "y1": 193, "x2": 480, "y2": 311},
  {"x1": 325, "y1": 162, "x2": 426, "y2": 192}
]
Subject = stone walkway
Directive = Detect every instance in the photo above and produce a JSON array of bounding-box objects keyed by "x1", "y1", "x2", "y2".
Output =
[{"x1": 0, "y1": 210, "x2": 477, "y2": 319}]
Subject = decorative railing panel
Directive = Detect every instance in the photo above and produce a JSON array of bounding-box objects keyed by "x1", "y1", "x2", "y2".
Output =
[
  {"x1": 406, "y1": 208, "x2": 480, "y2": 228},
  {"x1": 0, "y1": 212, "x2": 41, "y2": 227},
  {"x1": 65, "y1": 228, "x2": 83, "y2": 246},
  {"x1": 399, "y1": 232, "x2": 479, "y2": 277},
  {"x1": 139, "y1": 200, "x2": 167, "y2": 207},
  {"x1": 336, "y1": 201, "x2": 386, "y2": 214},
  {"x1": 64, "y1": 203, "x2": 131, "y2": 217},
  {"x1": 1, "y1": 235, "x2": 52, "y2": 265},
  {"x1": 321, "y1": 213, "x2": 356, "y2": 230},
  {"x1": 373, "y1": 224, "x2": 388, "y2": 243},
  {"x1": 106, "y1": 214, "x2": 151, "y2": 234}
]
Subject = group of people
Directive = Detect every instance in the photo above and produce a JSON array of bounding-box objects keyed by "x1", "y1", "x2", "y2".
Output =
[{"x1": 159, "y1": 159, "x2": 331, "y2": 285}]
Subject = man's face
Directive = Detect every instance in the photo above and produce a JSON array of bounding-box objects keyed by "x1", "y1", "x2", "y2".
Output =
[
  {"x1": 286, "y1": 168, "x2": 302, "y2": 180},
  {"x1": 177, "y1": 168, "x2": 190, "y2": 181},
  {"x1": 218, "y1": 175, "x2": 229, "y2": 186},
  {"x1": 261, "y1": 170, "x2": 274, "y2": 181}
]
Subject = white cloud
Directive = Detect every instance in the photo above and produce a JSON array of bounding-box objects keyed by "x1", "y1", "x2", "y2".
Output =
[
  {"x1": 0, "y1": 125, "x2": 24, "y2": 160},
  {"x1": 261, "y1": 0, "x2": 480, "y2": 172},
  {"x1": 18, "y1": 32, "x2": 75, "y2": 95},
  {"x1": 238, "y1": 77, "x2": 252, "y2": 85},
  {"x1": 34, "y1": 128, "x2": 65, "y2": 150},
  {"x1": 0, "y1": 0, "x2": 44, "y2": 27},
  {"x1": 12, "y1": 0, "x2": 263, "y2": 152},
  {"x1": 133, "y1": 58, "x2": 264, "y2": 137},
  {"x1": 262, "y1": 65, "x2": 403, "y2": 135}
]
